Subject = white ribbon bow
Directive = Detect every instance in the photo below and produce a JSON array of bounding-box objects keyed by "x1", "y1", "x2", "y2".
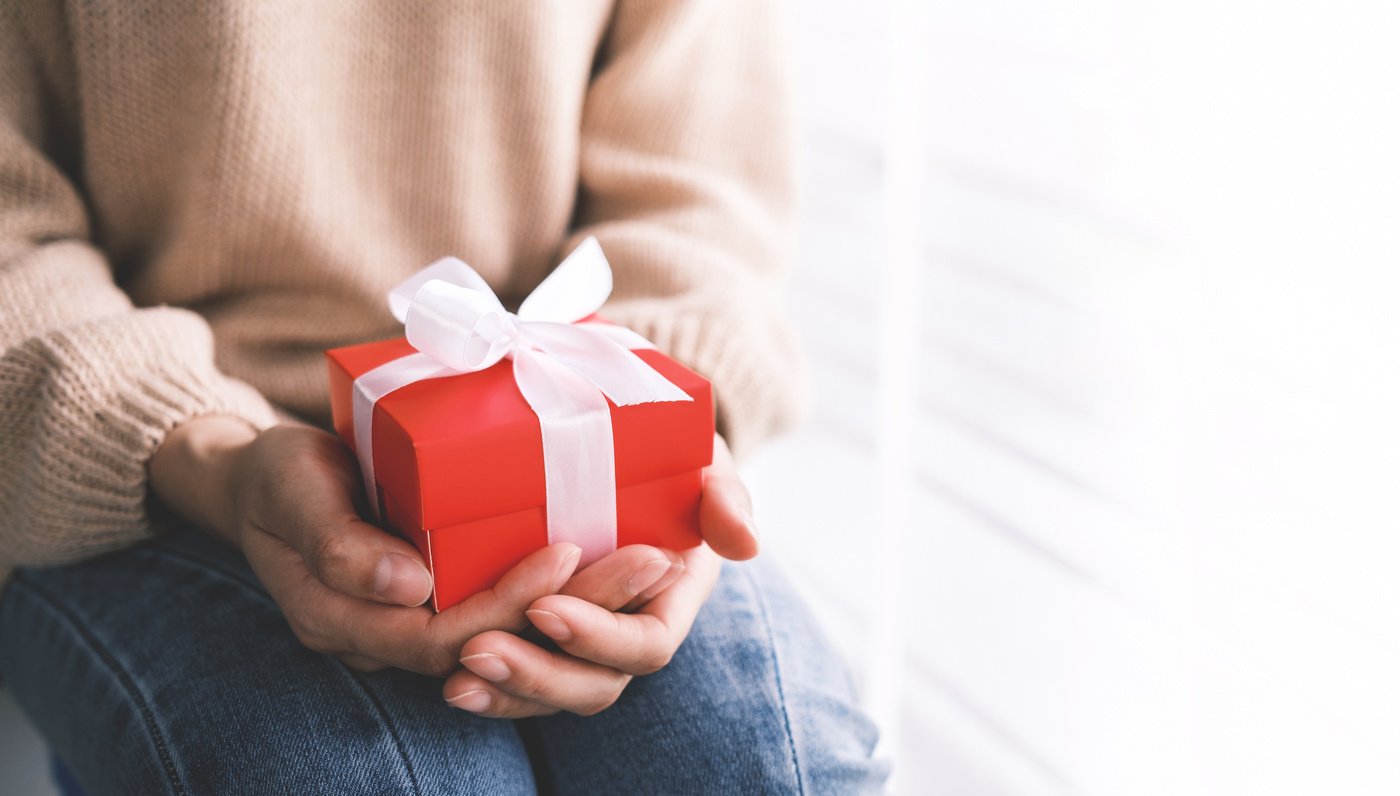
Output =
[{"x1": 351, "y1": 237, "x2": 692, "y2": 564}]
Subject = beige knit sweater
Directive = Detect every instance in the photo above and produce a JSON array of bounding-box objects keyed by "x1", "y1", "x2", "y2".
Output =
[{"x1": 0, "y1": 1, "x2": 804, "y2": 583}]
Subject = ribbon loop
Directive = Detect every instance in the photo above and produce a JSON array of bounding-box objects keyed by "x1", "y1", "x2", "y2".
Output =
[
  {"x1": 389, "y1": 256, "x2": 503, "y2": 323},
  {"x1": 403, "y1": 279, "x2": 516, "y2": 372},
  {"x1": 517, "y1": 237, "x2": 613, "y2": 322}
]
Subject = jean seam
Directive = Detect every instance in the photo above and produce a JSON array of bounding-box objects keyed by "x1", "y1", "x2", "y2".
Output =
[
  {"x1": 744, "y1": 565, "x2": 805, "y2": 796},
  {"x1": 137, "y1": 545, "x2": 272, "y2": 604},
  {"x1": 9, "y1": 573, "x2": 190, "y2": 796},
  {"x1": 347, "y1": 671, "x2": 427, "y2": 796},
  {"x1": 139, "y1": 542, "x2": 426, "y2": 796}
]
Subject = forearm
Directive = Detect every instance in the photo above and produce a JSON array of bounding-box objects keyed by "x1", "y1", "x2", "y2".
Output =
[
  {"x1": 0, "y1": 17, "x2": 280, "y2": 571},
  {"x1": 0, "y1": 308, "x2": 278, "y2": 569}
]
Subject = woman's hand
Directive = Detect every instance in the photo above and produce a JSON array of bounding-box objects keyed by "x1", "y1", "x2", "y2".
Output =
[
  {"x1": 148, "y1": 418, "x2": 686, "y2": 677},
  {"x1": 444, "y1": 435, "x2": 756, "y2": 716}
]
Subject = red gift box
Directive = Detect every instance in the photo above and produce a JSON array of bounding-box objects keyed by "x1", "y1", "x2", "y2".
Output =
[{"x1": 326, "y1": 333, "x2": 713, "y2": 611}]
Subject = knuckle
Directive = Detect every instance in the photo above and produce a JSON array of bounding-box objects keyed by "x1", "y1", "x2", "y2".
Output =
[
  {"x1": 624, "y1": 620, "x2": 677, "y2": 674},
  {"x1": 486, "y1": 581, "x2": 519, "y2": 612},
  {"x1": 637, "y1": 645, "x2": 675, "y2": 675},
  {"x1": 310, "y1": 532, "x2": 355, "y2": 582},
  {"x1": 412, "y1": 638, "x2": 458, "y2": 678},
  {"x1": 291, "y1": 624, "x2": 334, "y2": 655},
  {"x1": 424, "y1": 658, "x2": 457, "y2": 679},
  {"x1": 514, "y1": 672, "x2": 548, "y2": 702},
  {"x1": 285, "y1": 602, "x2": 343, "y2": 657}
]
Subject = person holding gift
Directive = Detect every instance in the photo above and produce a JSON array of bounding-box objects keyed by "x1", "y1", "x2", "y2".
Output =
[{"x1": 0, "y1": 2, "x2": 888, "y2": 794}]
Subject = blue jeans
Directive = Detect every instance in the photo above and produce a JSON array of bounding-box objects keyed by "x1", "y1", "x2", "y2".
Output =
[{"x1": 0, "y1": 530, "x2": 887, "y2": 794}]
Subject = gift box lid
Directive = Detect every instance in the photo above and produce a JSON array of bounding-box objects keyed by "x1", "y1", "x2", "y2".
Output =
[{"x1": 326, "y1": 334, "x2": 714, "y2": 531}]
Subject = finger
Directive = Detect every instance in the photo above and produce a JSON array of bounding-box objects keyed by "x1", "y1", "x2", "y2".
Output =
[
  {"x1": 242, "y1": 526, "x2": 442, "y2": 672},
  {"x1": 642, "y1": 544, "x2": 723, "y2": 626},
  {"x1": 699, "y1": 436, "x2": 759, "y2": 561},
  {"x1": 526, "y1": 596, "x2": 672, "y2": 676},
  {"x1": 558, "y1": 545, "x2": 682, "y2": 612},
  {"x1": 244, "y1": 531, "x2": 583, "y2": 677},
  {"x1": 424, "y1": 542, "x2": 581, "y2": 641},
  {"x1": 457, "y1": 631, "x2": 632, "y2": 716},
  {"x1": 528, "y1": 546, "x2": 722, "y2": 675},
  {"x1": 441, "y1": 673, "x2": 558, "y2": 719},
  {"x1": 288, "y1": 513, "x2": 434, "y2": 607},
  {"x1": 347, "y1": 542, "x2": 582, "y2": 675},
  {"x1": 620, "y1": 551, "x2": 687, "y2": 613},
  {"x1": 245, "y1": 427, "x2": 434, "y2": 606},
  {"x1": 251, "y1": 441, "x2": 433, "y2": 606}
]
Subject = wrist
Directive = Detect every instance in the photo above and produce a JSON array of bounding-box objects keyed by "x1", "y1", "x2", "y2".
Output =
[{"x1": 149, "y1": 414, "x2": 259, "y2": 545}]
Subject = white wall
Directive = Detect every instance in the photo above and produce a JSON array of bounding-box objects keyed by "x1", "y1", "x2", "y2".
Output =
[
  {"x1": 745, "y1": 1, "x2": 1400, "y2": 793},
  {"x1": 0, "y1": 689, "x2": 58, "y2": 796}
]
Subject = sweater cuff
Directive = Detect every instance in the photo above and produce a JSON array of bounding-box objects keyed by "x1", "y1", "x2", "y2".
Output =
[
  {"x1": 2, "y1": 307, "x2": 278, "y2": 566},
  {"x1": 607, "y1": 298, "x2": 809, "y2": 460}
]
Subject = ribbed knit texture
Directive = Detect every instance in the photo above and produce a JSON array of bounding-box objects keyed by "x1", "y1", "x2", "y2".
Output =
[{"x1": 0, "y1": 1, "x2": 805, "y2": 582}]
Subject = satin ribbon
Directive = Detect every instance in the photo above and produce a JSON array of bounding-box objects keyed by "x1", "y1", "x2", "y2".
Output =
[{"x1": 351, "y1": 237, "x2": 692, "y2": 564}]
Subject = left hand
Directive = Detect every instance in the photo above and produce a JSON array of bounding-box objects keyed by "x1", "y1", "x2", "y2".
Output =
[{"x1": 443, "y1": 434, "x2": 757, "y2": 717}]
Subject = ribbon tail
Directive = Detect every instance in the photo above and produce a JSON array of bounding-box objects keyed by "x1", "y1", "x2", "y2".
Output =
[
  {"x1": 513, "y1": 348, "x2": 619, "y2": 565},
  {"x1": 521, "y1": 322, "x2": 692, "y2": 407},
  {"x1": 575, "y1": 321, "x2": 658, "y2": 351}
]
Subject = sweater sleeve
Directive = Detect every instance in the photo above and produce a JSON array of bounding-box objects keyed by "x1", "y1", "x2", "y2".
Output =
[
  {"x1": 562, "y1": 0, "x2": 808, "y2": 459},
  {"x1": 0, "y1": 6, "x2": 277, "y2": 573}
]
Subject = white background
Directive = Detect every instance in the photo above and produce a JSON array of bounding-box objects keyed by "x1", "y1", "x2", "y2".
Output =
[
  {"x1": 5, "y1": 2, "x2": 1400, "y2": 794},
  {"x1": 741, "y1": 0, "x2": 1400, "y2": 793}
]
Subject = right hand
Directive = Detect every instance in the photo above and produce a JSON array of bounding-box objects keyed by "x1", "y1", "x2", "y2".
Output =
[{"x1": 149, "y1": 419, "x2": 684, "y2": 676}]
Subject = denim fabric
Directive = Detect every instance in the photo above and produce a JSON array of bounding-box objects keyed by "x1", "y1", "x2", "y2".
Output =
[{"x1": 0, "y1": 531, "x2": 887, "y2": 795}]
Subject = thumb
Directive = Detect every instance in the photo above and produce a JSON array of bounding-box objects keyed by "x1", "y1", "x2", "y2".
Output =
[
  {"x1": 698, "y1": 435, "x2": 760, "y2": 561},
  {"x1": 246, "y1": 426, "x2": 435, "y2": 607},
  {"x1": 287, "y1": 511, "x2": 435, "y2": 607}
]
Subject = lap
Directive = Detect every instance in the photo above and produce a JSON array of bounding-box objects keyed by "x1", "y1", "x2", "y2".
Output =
[
  {"x1": 0, "y1": 532, "x2": 534, "y2": 796},
  {"x1": 0, "y1": 531, "x2": 886, "y2": 795},
  {"x1": 524, "y1": 560, "x2": 886, "y2": 794}
]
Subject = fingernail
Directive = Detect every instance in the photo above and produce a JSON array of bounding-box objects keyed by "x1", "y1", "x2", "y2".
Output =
[
  {"x1": 374, "y1": 553, "x2": 434, "y2": 606},
  {"x1": 526, "y1": 609, "x2": 572, "y2": 642},
  {"x1": 461, "y1": 653, "x2": 511, "y2": 683},
  {"x1": 446, "y1": 690, "x2": 491, "y2": 713},
  {"x1": 627, "y1": 558, "x2": 672, "y2": 596},
  {"x1": 639, "y1": 560, "x2": 686, "y2": 601},
  {"x1": 550, "y1": 545, "x2": 582, "y2": 592}
]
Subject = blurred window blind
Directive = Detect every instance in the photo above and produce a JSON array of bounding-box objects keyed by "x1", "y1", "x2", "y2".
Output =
[{"x1": 741, "y1": 1, "x2": 1400, "y2": 794}]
